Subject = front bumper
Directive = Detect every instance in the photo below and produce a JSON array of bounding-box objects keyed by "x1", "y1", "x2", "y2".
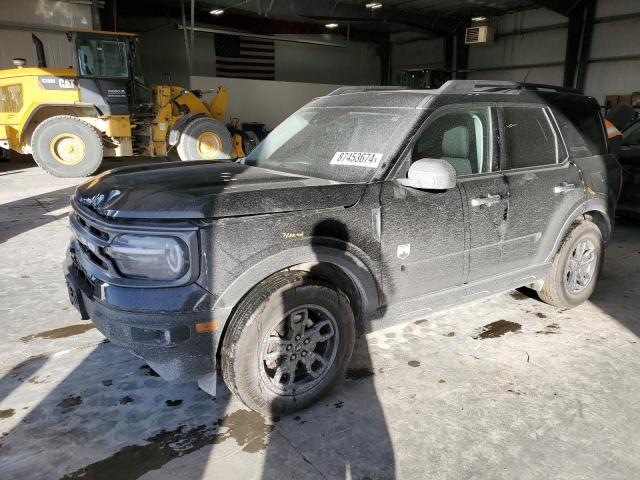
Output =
[{"x1": 64, "y1": 250, "x2": 221, "y2": 383}]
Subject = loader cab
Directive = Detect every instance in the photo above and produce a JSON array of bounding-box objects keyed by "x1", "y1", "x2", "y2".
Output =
[{"x1": 71, "y1": 30, "x2": 150, "y2": 115}]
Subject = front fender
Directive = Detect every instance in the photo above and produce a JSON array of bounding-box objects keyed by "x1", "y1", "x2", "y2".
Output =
[{"x1": 209, "y1": 245, "x2": 382, "y2": 329}]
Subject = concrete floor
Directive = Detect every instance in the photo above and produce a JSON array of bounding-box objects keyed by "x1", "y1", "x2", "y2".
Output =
[{"x1": 1, "y1": 158, "x2": 640, "y2": 480}]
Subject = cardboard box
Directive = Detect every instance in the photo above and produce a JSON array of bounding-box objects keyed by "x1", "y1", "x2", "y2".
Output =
[
  {"x1": 605, "y1": 95, "x2": 620, "y2": 106},
  {"x1": 619, "y1": 95, "x2": 632, "y2": 106}
]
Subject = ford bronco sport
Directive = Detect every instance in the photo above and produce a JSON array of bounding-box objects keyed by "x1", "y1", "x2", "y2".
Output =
[{"x1": 64, "y1": 80, "x2": 622, "y2": 416}]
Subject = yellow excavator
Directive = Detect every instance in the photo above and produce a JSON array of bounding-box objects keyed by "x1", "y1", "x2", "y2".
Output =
[{"x1": 0, "y1": 30, "x2": 248, "y2": 177}]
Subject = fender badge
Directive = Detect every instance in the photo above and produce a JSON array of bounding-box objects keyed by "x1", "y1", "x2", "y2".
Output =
[{"x1": 397, "y1": 244, "x2": 410, "y2": 260}]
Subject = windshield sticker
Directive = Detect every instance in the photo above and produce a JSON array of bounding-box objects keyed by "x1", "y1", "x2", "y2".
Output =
[{"x1": 330, "y1": 152, "x2": 383, "y2": 168}]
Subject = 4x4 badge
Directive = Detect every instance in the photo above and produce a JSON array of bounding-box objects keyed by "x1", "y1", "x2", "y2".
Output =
[{"x1": 397, "y1": 244, "x2": 410, "y2": 260}]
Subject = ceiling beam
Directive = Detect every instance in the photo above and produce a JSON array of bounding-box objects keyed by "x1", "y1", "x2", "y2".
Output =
[
  {"x1": 530, "y1": 0, "x2": 582, "y2": 17},
  {"x1": 227, "y1": 0, "x2": 463, "y2": 36}
]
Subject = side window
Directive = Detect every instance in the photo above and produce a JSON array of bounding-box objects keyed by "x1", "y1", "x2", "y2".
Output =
[
  {"x1": 563, "y1": 109, "x2": 607, "y2": 154},
  {"x1": 412, "y1": 107, "x2": 492, "y2": 176},
  {"x1": 504, "y1": 107, "x2": 560, "y2": 169},
  {"x1": 622, "y1": 121, "x2": 640, "y2": 146}
]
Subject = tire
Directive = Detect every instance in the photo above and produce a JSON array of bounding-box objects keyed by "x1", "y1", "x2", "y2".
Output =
[
  {"x1": 220, "y1": 271, "x2": 356, "y2": 417},
  {"x1": 176, "y1": 117, "x2": 232, "y2": 161},
  {"x1": 242, "y1": 130, "x2": 260, "y2": 156},
  {"x1": 31, "y1": 115, "x2": 103, "y2": 177},
  {"x1": 538, "y1": 220, "x2": 604, "y2": 308}
]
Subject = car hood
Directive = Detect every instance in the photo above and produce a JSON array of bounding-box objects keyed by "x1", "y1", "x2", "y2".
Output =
[{"x1": 74, "y1": 161, "x2": 366, "y2": 220}]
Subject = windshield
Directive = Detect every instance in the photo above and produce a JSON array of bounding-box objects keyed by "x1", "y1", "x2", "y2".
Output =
[
  {"x1": 77, "y1": 38, "x2": 129, "y2": 78},
  {"x1": 244, "y1": 107, "x2": 421, "y2": 183}
]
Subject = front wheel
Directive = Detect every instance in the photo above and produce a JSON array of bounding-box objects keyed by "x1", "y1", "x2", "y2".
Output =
[
  {"x1": 220, "y1": 271, "x2": 355, "y2": 416},
  {"x1": 176, "y1": 117, "x2": 232, "y2": 161},
  {"x1": 539, "y1": 220, "x2": 604, "y2": 308}
]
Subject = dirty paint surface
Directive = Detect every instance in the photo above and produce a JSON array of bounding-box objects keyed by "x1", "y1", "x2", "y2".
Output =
[{"x1": 1, "y1": 164, "x2": 640, "y2": 480}]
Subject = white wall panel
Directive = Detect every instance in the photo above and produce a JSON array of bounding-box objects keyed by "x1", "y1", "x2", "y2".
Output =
[
  {"x1": 0, "y1": 0, "x2": 91, "y2": 27},
  {"x1": 467, "y1": 65, "x2": 564, "y2": 85},
  {"x1": 595, "y1": 0, "x2": 640, "y2": 17},
  {"x1": 584, "y1": 61, "x2": 640, "y2": 105},
  {"x1": 191, "y1": 76, "x2": 338, "y2": 130},
  {"x1": 468, "y1": 29, "x2": 566, "y2": 69},
  {"x1": 0, "y1": 0, "x2": 92, "y2": 69},
  {"x1": 589, "y1": 17, "x2": 640, "y2": 58}
]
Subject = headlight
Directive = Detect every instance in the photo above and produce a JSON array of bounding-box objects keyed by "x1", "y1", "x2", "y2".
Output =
[{"x1": 105, "y1": 234, "x2": 189, "y2": 281}]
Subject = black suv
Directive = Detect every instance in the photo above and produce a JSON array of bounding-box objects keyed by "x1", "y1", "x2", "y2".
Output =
[{"x1": 64, "y1": 80, "x2": 622, "y2": 416}]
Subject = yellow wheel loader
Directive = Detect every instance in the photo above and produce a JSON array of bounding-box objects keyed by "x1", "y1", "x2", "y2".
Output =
[{"x1": 0, "y1": 30, "x2": 244, "y2": 177}]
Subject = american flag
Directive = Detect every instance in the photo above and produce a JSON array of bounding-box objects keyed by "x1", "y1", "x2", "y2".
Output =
[{"x1": 214, "y1": 34, "x2": 275, "y2": 80}]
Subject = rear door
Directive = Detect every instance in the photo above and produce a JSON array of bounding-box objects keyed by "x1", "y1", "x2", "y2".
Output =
[{"x1": 500, "y1": 106, "x2": 584, "y2": 271}]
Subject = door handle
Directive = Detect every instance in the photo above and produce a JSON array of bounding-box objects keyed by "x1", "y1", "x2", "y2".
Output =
[
  {"x1": 470, "y1": 193, "x2": 502, "y2": 207},
  {"x1": 553, "y1": 182, "x2": 576, "y2": 194}
]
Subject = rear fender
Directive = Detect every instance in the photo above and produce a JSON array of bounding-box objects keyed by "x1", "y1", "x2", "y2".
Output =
[{"x1": 545, "y1": 197, "x2": 612, "y2": 263}]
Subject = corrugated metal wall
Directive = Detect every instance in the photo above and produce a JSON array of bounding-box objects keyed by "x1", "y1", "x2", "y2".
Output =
[
  {"x1": 466, "y1": 0, "x2": 640, "y2": 103},
  {"x1": 390, "y1": 0, "x2": 640, "y2": 104},
  {"x1": 0, "y1": 0, "x2": 92, "y2": 69}
]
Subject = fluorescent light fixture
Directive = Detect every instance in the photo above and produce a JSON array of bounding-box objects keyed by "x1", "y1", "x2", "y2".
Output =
[
  {"x1": 325, "y1": 23, "x2": 339, "y2": 29},
  {"x1": 471, "y1": 16, "x2": 488, "y2": 21},
  {"x1": 210, "y1": 9, "x2": 224, "y2": 15},
  {"x1": 365, "y1": 2, "x2": 383, "y2": 9}
]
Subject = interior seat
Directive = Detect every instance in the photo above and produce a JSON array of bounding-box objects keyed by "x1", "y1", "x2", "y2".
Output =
[{"x1": 441, "y1": 126, "x2": 472, "y2": 175}]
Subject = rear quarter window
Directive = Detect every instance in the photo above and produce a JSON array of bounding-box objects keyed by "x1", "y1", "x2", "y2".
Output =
[{"x1": 555, "y1": 108, "x2": 606, "y2": 157}]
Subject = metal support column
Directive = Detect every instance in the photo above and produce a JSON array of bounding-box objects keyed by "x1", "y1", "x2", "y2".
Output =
[{"x1": 563, "y1": 0, "x2": 596, "y2": 91}]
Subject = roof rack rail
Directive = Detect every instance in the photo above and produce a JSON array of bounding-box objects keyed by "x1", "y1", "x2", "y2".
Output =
[
  {"x1": 438, "y1": 80, "x2": 579, "y2": 95},
  {"x1": 327, "y1": 85, "x2": 407, "y2": 96}
]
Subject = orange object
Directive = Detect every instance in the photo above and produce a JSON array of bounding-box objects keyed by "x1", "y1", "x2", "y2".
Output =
[
  {"x1": 604, "y1": 118, "x2": 622, "y2": 139},
  {"x1": 195, "y1": 321, "x2": 219, "y2": 333}
]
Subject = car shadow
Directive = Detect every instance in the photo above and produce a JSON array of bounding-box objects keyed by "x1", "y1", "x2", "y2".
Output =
[{"x1": 259, "y1": 219, "x2": 396, "y2": 479}]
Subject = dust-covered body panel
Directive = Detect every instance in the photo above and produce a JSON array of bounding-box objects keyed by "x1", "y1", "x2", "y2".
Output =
[{"x1": 64, "y1": 81, "x2": 621, "y2": 409}]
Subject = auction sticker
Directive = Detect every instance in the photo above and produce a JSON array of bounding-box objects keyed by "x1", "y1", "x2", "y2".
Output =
[{"x1": 330, "y1": 151, "x2": 383, "y2": 168}]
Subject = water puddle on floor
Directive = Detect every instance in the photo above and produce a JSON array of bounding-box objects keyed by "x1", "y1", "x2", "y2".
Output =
[
  {"x1": 62, "y1": 409, "x2": 273, "y2": 480},
  {"x1": 58, "y1": 395, "x2": 82, "y2": 413},
  {"x1": 20, "y1": 324, "x2": 95, "y2": 343},
  {"x1": 0, "y1": 408, "x2": 16, "y2": 419},
  {"x1": 474, "y1": 320, "x2": 522, "y2": 339},
  {"x1": 537, "y1": 323, "x2": 561, "y2": 335}
]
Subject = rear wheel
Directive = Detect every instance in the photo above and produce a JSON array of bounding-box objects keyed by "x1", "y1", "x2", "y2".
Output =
[
  {"x1": 220, "y1": 271, "x2": 355, "y2": 416},
  {"x1": 176, "y1": 117, "x2": 232, "y2": 161},
  {"x1": 539, "y1": 220, "x2": 603, "y2": 308},
  {"x1": 31, "y1": 116, "x2": 103, "y2": 177}
]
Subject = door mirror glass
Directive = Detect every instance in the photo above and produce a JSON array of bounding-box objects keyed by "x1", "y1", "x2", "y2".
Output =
[{"x1": 398, "y1": 158, "x2": 457, "y2": 190}]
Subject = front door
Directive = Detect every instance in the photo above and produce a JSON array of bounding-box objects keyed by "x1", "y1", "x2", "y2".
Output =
[
  {"x1": 380, "y1": 182, "x2": 465, "y2": 306},
  {"x1": 380, "y1": 104, "x2": 498, "y2": 307}
]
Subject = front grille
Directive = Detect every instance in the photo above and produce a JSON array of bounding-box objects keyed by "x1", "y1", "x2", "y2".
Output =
[{"x1": 70, "y1": 206, "x2": 118, "y2": 278}]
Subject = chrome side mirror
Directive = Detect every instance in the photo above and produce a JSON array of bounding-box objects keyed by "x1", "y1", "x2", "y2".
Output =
[{"x1": 398, "y1": 158, "x2": 457, "y2": 190}]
